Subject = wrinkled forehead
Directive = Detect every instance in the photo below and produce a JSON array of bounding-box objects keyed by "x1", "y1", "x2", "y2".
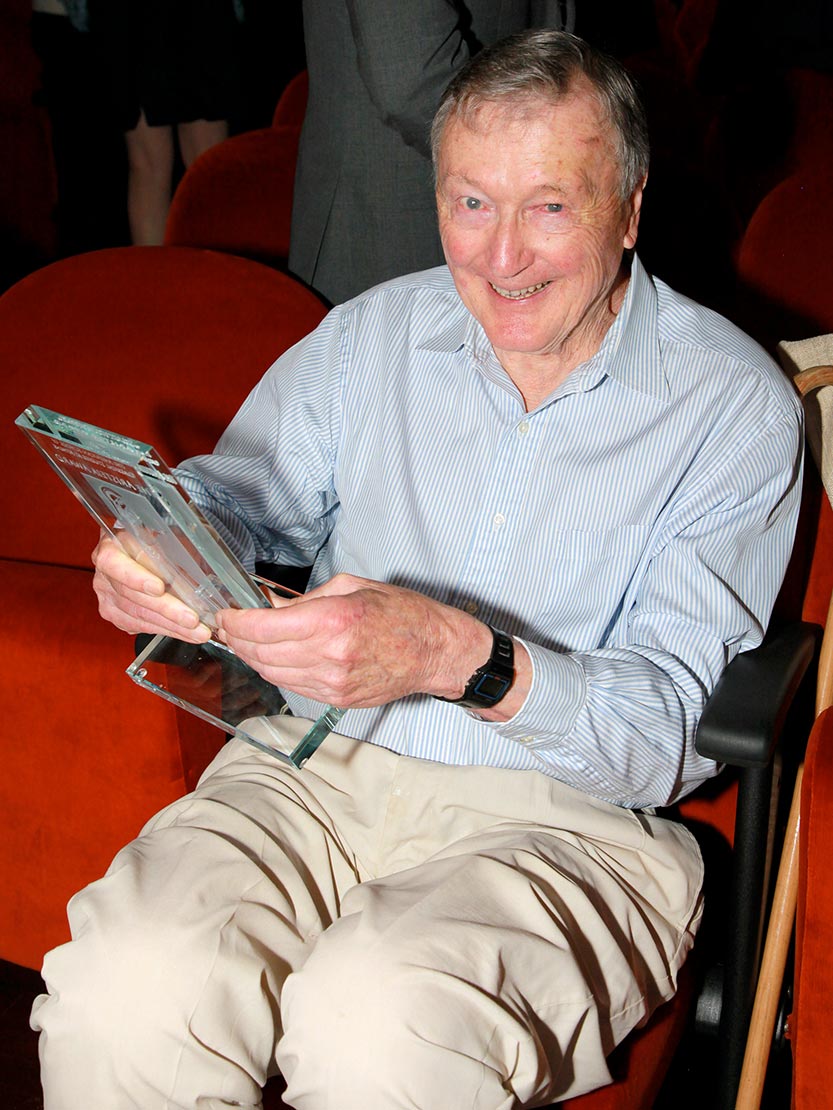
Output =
[{"x1": 436, "y1": 86, "x2": 619, "y2": 175}]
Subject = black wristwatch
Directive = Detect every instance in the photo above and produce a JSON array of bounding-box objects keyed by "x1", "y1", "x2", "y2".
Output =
[{"x1": 438, "y1": 626, "x2": 515, "y2": 710}]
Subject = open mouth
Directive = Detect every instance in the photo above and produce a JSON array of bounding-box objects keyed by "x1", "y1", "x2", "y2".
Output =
[{"x1": 489, "y1": 280, "x2": 551, "y2": 300}]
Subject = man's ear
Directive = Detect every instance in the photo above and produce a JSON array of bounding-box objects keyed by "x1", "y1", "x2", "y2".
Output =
[{"x1": 623, "y1": 174, "x2": 647, "y2": 250}]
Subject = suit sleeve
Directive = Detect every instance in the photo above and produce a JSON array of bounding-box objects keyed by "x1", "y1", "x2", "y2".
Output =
[
  {"x1": 345, "y1": 0, "x2": 575, "y2": 157},
  {"x1": 344, "y1": 0, "x2": 477, "y2": 158}
]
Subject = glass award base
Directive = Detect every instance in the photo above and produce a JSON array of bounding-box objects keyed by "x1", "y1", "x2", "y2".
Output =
[{"x1": 128, "y1": 634, "x2": 345, "y2": 768}]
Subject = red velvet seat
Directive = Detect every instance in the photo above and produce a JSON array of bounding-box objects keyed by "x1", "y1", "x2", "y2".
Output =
[{"x1": 0, "y1": 245, "x2": 326, "y2": 970}]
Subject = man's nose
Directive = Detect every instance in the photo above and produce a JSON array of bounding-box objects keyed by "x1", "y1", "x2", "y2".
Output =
[{"x1": 488, "y1": 215, "x2": 533, "y2": 277}]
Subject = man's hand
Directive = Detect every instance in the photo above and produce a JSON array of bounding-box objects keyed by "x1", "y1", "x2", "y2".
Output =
[
  {"x1": 92, "y1": 534, "x2": 211, "y2": 643},
  {"x1": 215, "y1": 573, "x2": 499, "y2": 709}
]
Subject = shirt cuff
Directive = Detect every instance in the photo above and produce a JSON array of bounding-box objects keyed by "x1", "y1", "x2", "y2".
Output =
[{"x1": 488, "y1": 638, "x2": 587, "y2": 746}]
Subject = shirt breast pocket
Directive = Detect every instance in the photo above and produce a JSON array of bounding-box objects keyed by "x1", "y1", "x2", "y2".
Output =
[{"x1": 518, "y1": 523, "x2": 653, "y2": 650}]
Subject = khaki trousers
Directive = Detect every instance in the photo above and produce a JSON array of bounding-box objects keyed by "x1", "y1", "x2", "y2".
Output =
[{"x1": 32, "y1": 720, "x2": 703, "y2": 1110}]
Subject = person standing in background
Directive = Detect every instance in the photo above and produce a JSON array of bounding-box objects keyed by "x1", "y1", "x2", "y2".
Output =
[
  {"x1": 91, "y1": 0, "x2": 246, "y2": 246},
  {"x1": 290, "y1": 0, "x2": 576, "y2": 305}
]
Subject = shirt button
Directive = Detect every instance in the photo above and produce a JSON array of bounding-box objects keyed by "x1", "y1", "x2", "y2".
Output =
[
  {"x1": 493, "y1": 513, "x2": 506, "y2": 528},
  {"x1": 464, "y1": 600, "x2": 479, "y2": 615},
  {"x1": 517, "y1": 421, "x2": 530, "y2": 436}
]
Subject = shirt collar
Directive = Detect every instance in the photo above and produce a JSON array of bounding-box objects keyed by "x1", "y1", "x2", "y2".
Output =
[
  {"x1": 417, "y1": 255, "x2": 669, "y2": 403},
  {"x1": 595, "y1": 254, "x2": 669, "y2": 401},
  {"x1": 417, "y1": 293, "x2": 473, "y2": 355}
]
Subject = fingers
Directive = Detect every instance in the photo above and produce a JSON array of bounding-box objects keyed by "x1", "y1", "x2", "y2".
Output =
[
  {"x1": 94, "y1": 570, "x2": 211, "y2": 640},
  {"x1": 213, "y1": 582, "x2": 449, "y2": 707},
  {"x1": 214, "y1": 593, "x2": 365, "y2": 702},
  {"x1": 92, "y1": 535, "x2": 211, "y2": 642},
  {"x1": 220, "y1": 591, "x2": 345, "y2": 643},
  {"x1": 92, "y1": 535, "x2": 165, "y2": 597}
]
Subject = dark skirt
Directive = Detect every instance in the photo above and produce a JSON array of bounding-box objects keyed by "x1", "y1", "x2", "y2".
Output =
[{"x1": 90, "y1": 0, "x2": 245, "y2": 130}]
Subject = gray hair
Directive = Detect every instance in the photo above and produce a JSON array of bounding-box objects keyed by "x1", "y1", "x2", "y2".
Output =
[{"x1": 431, "y1": 30, "x2": 650, "y2": 199}]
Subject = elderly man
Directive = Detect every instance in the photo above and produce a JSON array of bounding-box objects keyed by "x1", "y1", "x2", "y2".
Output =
[{"x1": 32, "y1": 30, "x2": 802, "y2": 1110}]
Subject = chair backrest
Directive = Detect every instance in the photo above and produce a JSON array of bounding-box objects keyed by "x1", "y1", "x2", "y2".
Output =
[
  {"x1": 0, "y1": 246, "x2": 327, "y2": 570},
  {"x1": 164, "y1": 126, "x2": 302, "y2": 263},
  {"x1": 735, "y1": 169, "x2": 833, "y2": 351}
]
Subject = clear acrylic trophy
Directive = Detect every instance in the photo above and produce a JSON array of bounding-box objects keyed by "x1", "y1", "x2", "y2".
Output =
[{"x1": 16, "y1": 404, "x2": 345, "y2": 767}]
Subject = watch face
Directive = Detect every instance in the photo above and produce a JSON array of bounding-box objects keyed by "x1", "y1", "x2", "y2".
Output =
[{"x1": 473, "y1": 673, "x2": 512, "y2": 701}]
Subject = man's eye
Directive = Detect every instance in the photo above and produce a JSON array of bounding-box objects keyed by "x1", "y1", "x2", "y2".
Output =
[
  {"x1": 462, "y1": 197, "x2": 483, "y2": 211},
  {"x1": 544, "y1": 203, "x2": 563, "y2": 214}
]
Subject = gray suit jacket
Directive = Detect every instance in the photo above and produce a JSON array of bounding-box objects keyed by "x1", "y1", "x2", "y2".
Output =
[{"x1": 289, "y1": 0, "x2": 575, "y2": 306}]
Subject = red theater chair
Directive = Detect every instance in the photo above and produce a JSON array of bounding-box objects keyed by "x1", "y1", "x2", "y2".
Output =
[
  {"x1": 735, "y1": 169, "x2": 833, "y2": 351},
  {"x1": 0, "y1": 245, "x2": 326, "y2": 971},
  {"x1": 259, "y1": 404, "x2": 823, "y2": 1108}
]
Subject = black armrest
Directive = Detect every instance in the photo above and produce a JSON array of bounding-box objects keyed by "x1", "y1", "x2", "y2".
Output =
[
  {"x1": 692, "y1": 620, "x2": 819, "y2": 1105},
  {"x1": 696, "y1": 621, "x2": 819, "y2": 767}
]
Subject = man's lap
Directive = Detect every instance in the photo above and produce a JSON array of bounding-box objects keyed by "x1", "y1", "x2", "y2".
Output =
[{"x1": 33, "y1": 728, "x2": 703, "y2": 1107}]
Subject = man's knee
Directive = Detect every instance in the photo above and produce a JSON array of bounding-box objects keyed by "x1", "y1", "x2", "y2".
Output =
[
  {"x1": 277, "y1": 913, "x2": 518, "y2": 1108},
  {"x1": 38, "y1": 881, "x2": 211, "y2": 1047},
  {"x1": 34, "y1": 826, "x2": 241, "y2": 1050}
]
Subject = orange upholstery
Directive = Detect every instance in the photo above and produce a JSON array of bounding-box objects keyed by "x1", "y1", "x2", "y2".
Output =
[
  {"x1": 792, "y1": 705, "x2": 833, "y2": 1107},
  {"x1": 164, "y1": 73, "x2": 308, "y2": 268},
  {"x1": 2, "y1": 246, "x2": 326, "y2": 569},
  {"x1": 0, "y1": 246, "x2": 326, "y2": 970},
  {"x1": 0, "y1": 561, "x2": 199, "y2": 966}
]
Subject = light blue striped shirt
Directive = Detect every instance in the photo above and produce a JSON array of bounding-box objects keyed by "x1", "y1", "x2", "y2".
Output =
[{"x1": 178, "y1": 256, "x2": 803, "y2": 809}]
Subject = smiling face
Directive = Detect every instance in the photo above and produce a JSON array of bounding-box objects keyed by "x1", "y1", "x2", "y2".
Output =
[{"x1": 436, "y1": 82, "x2": 644, "y2": 402}]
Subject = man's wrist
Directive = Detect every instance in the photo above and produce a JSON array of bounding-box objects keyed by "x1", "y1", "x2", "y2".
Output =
[{"x1": 436, "y1": 626, "x2": 515, "y2": 710}]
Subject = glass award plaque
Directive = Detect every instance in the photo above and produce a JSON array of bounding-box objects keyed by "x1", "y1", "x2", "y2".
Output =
[{"x1": 16, "y1": 404, "x2": 345, "y2": 767}]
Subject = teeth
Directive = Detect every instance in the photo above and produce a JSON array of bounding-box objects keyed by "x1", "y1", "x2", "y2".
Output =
[{"x1": 490, "y1": 281, "x2": 549, "y2": 299}]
